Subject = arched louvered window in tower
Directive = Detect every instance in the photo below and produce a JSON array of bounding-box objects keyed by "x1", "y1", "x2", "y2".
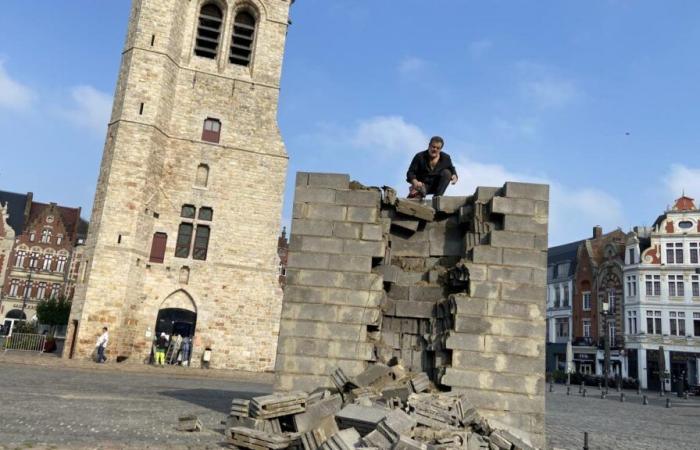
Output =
[
  {"x1": 194, "y1": 3, "x2": 223, "y2": 59},
  {"x1": 230, "y1": 10, "x2": 256, "y2": 66}
]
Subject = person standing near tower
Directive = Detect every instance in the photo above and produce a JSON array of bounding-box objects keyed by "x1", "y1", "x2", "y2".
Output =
[{"x1": 406, "y1": 136, "x2": 458, "y2": 199}]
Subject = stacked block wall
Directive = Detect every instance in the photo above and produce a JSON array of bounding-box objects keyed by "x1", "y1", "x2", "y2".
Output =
[{"x1": 275, "y1": 172, "x2": 549, "y2": 447}]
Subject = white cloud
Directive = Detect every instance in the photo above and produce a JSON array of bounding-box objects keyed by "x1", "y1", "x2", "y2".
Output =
[
  {"x1": 398, "y1": 57, "x2": 429, "y2": 76},
  {"x1": 663, "y1": 164, "x2": 700, "y2": 200},
  {"x1": 352, "y1": 116, "x2": 427, "y2": 155},
  {"x1": 516, "y1": 61, "x2": 581, "y2": 109},
  {"x1": 0, "y1": 60, "x2": 37, "y2": 111},
  {"x1": 492, "y1": 116, "x2": 539, "y2": 138},
  {"x1": 468, "y1": 39, "x2": 493, "y2": 57},
  {"x1": 57, "y1": 85, "x2": 112, "y2": 135}
]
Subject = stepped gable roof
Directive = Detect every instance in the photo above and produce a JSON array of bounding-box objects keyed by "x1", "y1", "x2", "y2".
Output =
[
  {"x1": 0, "y1": 190, "x2": 29, "y2": 235},
  {"x1": 28, "y1": 201, "x2": 82, "y2": 241}
]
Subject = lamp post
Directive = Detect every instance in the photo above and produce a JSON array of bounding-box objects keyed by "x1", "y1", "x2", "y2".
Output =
[{"x1": 601, "y1": 301, "x2": 611, "y2": 393}]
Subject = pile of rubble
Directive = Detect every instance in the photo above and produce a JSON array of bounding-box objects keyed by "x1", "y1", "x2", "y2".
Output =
[{"x1": 226, "y1": 363, "x2": 538, "y2": 450}]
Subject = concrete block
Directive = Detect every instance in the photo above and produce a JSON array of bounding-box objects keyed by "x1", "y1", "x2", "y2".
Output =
[
  {"x1": 329, "y1": 254, "x2": 372, "y2": 273},
  {"x1": 501, "y1": 283, "x2": 546, "y2": 303},
  {"x1": 397, "y1": 270, "x2": 425, "y2": 285},
  {"x1": 487, "y1": 300, "x2": 543, "y2": 321},
  {"x1": 474, "y1": 187, "x2": 501, "y2": 203},
  {"x1": 396, "y1": 199, "x2": 435, "y2": 221},
  {"x1": 501, "y1": 248, "x2": 546, "y2": 268},
  {"x1": 280, "y1": 318, "x2": 367, "y2": 342},
  {"x1": 275, "y1": 354, "x2": 367, "y2": 377},
  {"x1": 388, "y1": 285, "x2": 409, "y2": 300},
  {"x1": 444, "y1": 332, "x2": 485, "y2": 351},
  {"x1": 289, "y1": 236, "x2": 344, "y2": 254},
  {"x1": 362, "y1": 224, "x2": 383, "y2": 241},
  {"x1": 471, "y1": 246, "x2": 502, "y2": 264},
  {"x1": 343, "y1": 239, "x2": 385, "y2": 257},
  {"x1": 283, "y1": 286, "x2": 383, "y2": 308},
  {"x1": 489, "y1": 231, "x2": 535, "y2": 250},
  {"x1": 441, "y1": 367, "x2": 542, "y2": 395},
  {"x1": 296, "y1": 172, "x2": 310, "y2": 187},
  {"x1": 274, "y1": 373, "x2": 333, "y2": 392},
  {"x1": 306, "y1": 204, "x2": 347, "y2": 221},
  {"x1": 391, "y1": 218, "x2": 420, "y2": 232},
  {"x1": 293, "y1": 202, "x2": 307, "y2": 219},
  {"x1": 503, "y1": 215, "x2": 547, "y2": 234},
  {"x1": 488, "y1": 266, "x2": 533, "y2": 284},
  {"x1": 374, "y1": 264, "x2": 401, "y2": 283},
  {"x1": 432, "y1": 196, "x2": 469, "y2": 214},
  {"x1": 490, "y1": 197, "x2": 536, "y2": 216},
  {"x1": 282, "y1": 302, "x2": 380, "y2": 325},
  {"x1": 295, "y1": 187, "x2": 337, "y2": 204},
  {"x1": 453, "y1": 316, "x2": 543, "y2": 338},
  {"x1": 469, "y1": 281, "x2": 500, "y2": 299},
  {"x1": 293, "y1": 394, "x2": 343, "y2": 432},
  {"x1": 447, "y1": 388, "x2": 544, "y2": 415},
  {"x1": 395, "y1": 301, "x2": 434, "y2": 318},
  {"x1": 451, "y1": 351, "x2": 543, "y2": 375},
  {"x1": 333, "y1": 222, "x2": 362, "y2": 239},
  {"x1": 484, "y1": 336, "x2": 543, "y2": 358},
  {"x1": 449, "y1": 295, "x2": 488, "y2": 316},
  {"x1": 292, "y1": 219, "x2": 334, "y2": 237},
  {"x1": 534, "y1": 234, "x2": 548, "y2": 251},
  {"x1": 335, "y1": 189, "x2": 381, "y2": 207},
  {"x1": 307, "y1": 173, "x2": 350, "y2": 189},
  {"x1": 534, "y1": 200, "x2": 548, "y2": 218},
  {"x1": 346, "y1": 206, "x2": 378, "y2": 223},
  {"x1": 503, "y1": 182, "x2": 549, "y2": 202},
  {"x1": 409, "y1": 286, "x2": 444, "y2": 302},
  {"x1": 278, "y1": 336, "x2": 374, "y2": 360},
  {"x1": 391, "y1": 239, "x2": 430, "y2": 257},
  {"x1": 287, "y1": 253, "x2": 331, "y2": 270}
]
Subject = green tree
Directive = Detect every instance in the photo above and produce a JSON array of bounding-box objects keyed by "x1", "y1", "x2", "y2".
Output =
[{"x1": 36, "y1": 296, "x2": 72, "y2": 333}]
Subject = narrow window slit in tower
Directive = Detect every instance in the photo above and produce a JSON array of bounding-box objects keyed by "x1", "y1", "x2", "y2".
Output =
[
  {"x1": 117, "y1": 234, "x2": 122, "y2": 244},
  {"x1": 139, "y1": 103, "x2": 144, "y2": 115},
  {"x1": 150, "y1": 35, "x2": 156, "y2": 46}
]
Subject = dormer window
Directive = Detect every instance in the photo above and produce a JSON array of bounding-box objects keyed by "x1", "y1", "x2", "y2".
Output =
[
  {"x1": 679, "y1": 220, "x2": 693, "y2": 230},
  {"x1": 230, "y1": 10, "x2": 256, "y2": 66},
  {"x1": 194, "y1": 3, "x2": 223, "y2": 59},
  {"x1": 202, "y1": 118, "x2": 221, "y2": 143}
]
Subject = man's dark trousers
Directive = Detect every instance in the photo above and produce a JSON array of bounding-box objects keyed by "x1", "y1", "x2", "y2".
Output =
[
  {"x1": 423, "y1": 169, "x2": 452, "y2": 196},
  {"x1": 97, "y1": 345, "x2": 106, "y2": 363}
]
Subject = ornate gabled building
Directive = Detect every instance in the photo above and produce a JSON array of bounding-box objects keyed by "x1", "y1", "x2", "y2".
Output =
[
  {"x1": 0, "y1": 191, "x2": 87, "y2": 331},
  {"x1": 572, "y1": 227, "x2": 627, "y2": 376},
  {"x1": 624, "y1": 196, "x2": 700, "y2": 391}
]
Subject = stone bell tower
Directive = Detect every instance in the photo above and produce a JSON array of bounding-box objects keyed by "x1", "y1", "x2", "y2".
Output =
[{"x1": 66, "y1": 0, "x2": 292, "y2": 370}]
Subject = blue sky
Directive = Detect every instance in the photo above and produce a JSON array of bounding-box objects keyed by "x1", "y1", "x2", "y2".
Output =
[{"x1": 1, "y1": 1, "x2": 700, "y2": 245}]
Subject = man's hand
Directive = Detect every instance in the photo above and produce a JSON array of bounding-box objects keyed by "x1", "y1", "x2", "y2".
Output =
[
  {"x1": 411, "y1": 179, "x2": 424, "y2": 189},
  {"x1": 450, "y1": 175, "x2": 458, "y2": 185}
]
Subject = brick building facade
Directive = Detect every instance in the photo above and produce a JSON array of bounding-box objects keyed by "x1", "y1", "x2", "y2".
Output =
[
  {"x1": 0, "y1": 191, "x2": 87, "y2": 328},
  {"x1": 65, "y1": 0, "x2": 292, "y2": 370}
]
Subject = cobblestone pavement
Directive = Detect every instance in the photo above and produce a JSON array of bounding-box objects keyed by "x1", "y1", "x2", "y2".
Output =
[
  {"x1": 0, "y1": 361, "x2": 273, "y2": 449},
  {"x1": 546, "y1": 385, "x2": 700, "y2": 449},
  {"x1": 2, "y1": 360, "x2": 700, "y2": 449}
]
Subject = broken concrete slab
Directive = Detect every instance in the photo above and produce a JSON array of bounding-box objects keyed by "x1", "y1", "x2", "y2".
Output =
[{"x1": 396, "y1": 199, "x2": 435, "y2": 222}]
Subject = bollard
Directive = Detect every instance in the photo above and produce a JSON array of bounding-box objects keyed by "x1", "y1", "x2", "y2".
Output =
[
  {"x1": 549, "y1": 382, "x2": 554, "y2": 393},
  {"x1": 598, "y1": 382, "x2": 602, "y2": 390},
  {"x1": 642, "y1": 395, "x2": 648, "y2": 405},
  {"x1": 582, "y1": 388, "x2": 587, "y2": 397},
  {"x1": 600, "y1": 391, "x2": 606, "y2": 399},
  {"x1": 684, "y1": 392, "x2": 689, "y2": 400},
  {"x1": 583, "y1": 431, "x2": 589, "y2": 450},
  {"x1": 580, "y1": 382, "x2": 584, "y2": 393},
  {"x1": 567, "y1": 386, "x2": 571, "y2": 396},
  {"x1": 620, "y1": 393, "x2": 625, "y2": 402},
  {"x1": 666, "y1": 398, "x2": 671, "y2": 408}
]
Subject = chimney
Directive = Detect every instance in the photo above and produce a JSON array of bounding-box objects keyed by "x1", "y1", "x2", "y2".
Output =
[{"x1": 593, "y1": 225, "x2": 603, "y2": 239}]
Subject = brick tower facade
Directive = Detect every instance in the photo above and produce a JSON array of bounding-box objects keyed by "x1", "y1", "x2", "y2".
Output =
[{"x1": 65, "y1": 0, "x2": 292, "y2": 370}]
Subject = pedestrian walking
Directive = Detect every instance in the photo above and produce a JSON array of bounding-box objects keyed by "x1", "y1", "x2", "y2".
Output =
[{"x1": 95, "y1": 327, "x2": 109, "y2": 363}]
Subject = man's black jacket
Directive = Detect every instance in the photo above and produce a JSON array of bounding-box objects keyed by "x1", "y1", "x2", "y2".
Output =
[{"x1": 406, "y1": 150, "x2": 458, "y2": 183}]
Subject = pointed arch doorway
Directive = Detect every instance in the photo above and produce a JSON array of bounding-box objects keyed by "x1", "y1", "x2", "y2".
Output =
[{"x1": 155, "y1": 290, "x2": 197, "y2": 338}]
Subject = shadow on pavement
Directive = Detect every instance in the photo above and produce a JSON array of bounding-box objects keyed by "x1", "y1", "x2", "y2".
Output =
[{"x1": 159, "y1": 388, "x2": 270, "y2": 414}]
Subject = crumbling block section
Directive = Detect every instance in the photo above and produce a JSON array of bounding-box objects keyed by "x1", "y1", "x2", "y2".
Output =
[{"x1": 275, "y1": 172, "x2": 548, "y2": 448}]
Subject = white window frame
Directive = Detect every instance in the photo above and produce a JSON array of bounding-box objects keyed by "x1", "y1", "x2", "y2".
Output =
[
  {"x1": 42, "y1": 255, "x2": 52, "y2": 271},
  {"x1": 15, "y1": 251, "x2": 26, "y2": 268},
  {"x1": 36, "y1": 282, "x2": 46, "y2": 300},
  {"x1": 583, "y1": 319, "x2": 591, "y2": 338},
  {"x1": 626, "y1": 275, "x2": 637, "y2": 297},
  {"x1": 646, "y1": 274, "x2": 661, "y2": 296},
  {"x1": 666, "y1": 242, "x2": 684, "y2": 264},
  {"x1": 692, "y1": 275, "x2": 700, "y2": 298},
  {"x1": 668, "y1": 274, "x2": 685, "y2": 297},
  {"x1": 56, "y1": 256, "x2": 67, "y2": 273},
  {"x1": 627, "y1": 311, "x2": 638, "y2": 334},
  {"x1": 582, "y1": 291, "x2": 591, "y2": 311},
  {"x1": 669, "y1": 311, "x2": 686, "y2": 336},
  {"x1": 691, "y1": 242, "x2": 699, "y2": 264},
  {"x1": 9, "y1": 279, "x2": 19, "y2": 297},
  {"x1": 646, "y1": 310, "x2": 662, "y2": 334}
]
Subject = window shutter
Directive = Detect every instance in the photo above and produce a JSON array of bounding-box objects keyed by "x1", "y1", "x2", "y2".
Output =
[{"x1": 149, "y1": 232, "x2": 168, "y2": 263}]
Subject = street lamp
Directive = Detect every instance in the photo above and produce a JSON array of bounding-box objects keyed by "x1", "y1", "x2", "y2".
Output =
[{"x1": 601, "y1": 301, "x2": 612, "y2": 393}]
